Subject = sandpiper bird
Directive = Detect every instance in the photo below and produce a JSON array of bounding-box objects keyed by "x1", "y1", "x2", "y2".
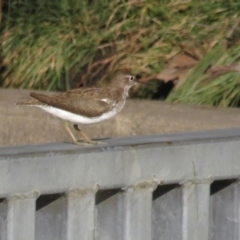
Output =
[{"x1": 16, "y1": 69, "x2": 139, "y2": 145}]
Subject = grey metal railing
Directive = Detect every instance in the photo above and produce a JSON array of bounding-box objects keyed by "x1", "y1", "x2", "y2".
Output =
[{"x1": 1, "y1": 128, "x2": 240, "y2": 240}]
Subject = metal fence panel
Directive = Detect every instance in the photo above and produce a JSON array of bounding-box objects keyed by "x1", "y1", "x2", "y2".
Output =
[{"x1": 0, "y1": 128, "x2": 240, "y2": 239}]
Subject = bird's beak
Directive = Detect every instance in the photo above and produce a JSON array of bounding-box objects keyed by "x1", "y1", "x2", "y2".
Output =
[
  {"x1": 135, "y1": 79, "x2": 141, "y2": 83},
  {"x1": 135, "y1": 79, "x2": 148, "y2": 85},
  {"x1": 135, "y1": 74, "x2": 148, "y2": 85}
]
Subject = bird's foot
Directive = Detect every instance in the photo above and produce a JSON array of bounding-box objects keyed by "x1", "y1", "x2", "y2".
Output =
[{"x1": 72, "y1": 124, "x2": 107, "y2": 146}]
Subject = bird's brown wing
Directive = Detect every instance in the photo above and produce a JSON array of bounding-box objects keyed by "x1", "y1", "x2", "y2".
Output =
[{"x1": 29, "y1": 88, "x2": 115, "y2": 118}]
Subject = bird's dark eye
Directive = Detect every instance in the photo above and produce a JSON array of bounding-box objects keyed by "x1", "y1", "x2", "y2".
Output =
[{"x1": 129, "y1": 76, "x2": 135, "y2": 81}]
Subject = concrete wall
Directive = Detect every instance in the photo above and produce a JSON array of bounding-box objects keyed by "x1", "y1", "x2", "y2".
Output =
[{"x1": 1, "y1": 89, "x2": 240, "y2": 146}]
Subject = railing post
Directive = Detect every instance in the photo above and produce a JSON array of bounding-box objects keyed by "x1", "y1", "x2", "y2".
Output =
[
  {"x1": 6, "y1": 191, "x2": 39, "y2": 240},
  {"x1": 65, "y1": 188, "x2": 96, "y2": 240},
  {"x1": 123, "y1": 182, "x2": 157, "y2": 240},
  {"x1": 182, "y1": 181, "x2": 211, "y2": 240}
]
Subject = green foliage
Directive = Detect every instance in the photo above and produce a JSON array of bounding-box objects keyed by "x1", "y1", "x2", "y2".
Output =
[
  {"x1": 1, "y1": 0, "x2": 168, "y2": 90},
  {"x1": 168, "y1": 42, "x2": 240, "y2": 107},
  {"x1": 1, "y1": 0, "x2": 240, "y2": 108}
]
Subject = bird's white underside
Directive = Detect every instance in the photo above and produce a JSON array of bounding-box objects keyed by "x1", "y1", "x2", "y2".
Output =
[{"x1": 36, "y1": 105, "x2": 119, "y2": 124}]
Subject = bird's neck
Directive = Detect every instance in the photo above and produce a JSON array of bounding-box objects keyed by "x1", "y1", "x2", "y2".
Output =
[
  {"x1": 123, "y1": 85, "x2": 131, "y2": 98},
  {"x1": 111, "y1": 85, "x2": 130, "y2": 98}
]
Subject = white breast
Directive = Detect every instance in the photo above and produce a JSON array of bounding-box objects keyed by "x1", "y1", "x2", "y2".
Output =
[{"x1": 36, "y1": 101, "x2": 125, "y2": 125}]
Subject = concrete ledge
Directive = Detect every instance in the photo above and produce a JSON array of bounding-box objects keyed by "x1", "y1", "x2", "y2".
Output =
[{"x1": 1, "y1": 88, "x2": 240, "y2": 146}]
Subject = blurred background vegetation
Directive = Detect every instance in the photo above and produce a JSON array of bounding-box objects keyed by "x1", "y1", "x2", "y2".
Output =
[{"x1": 1, "y1": 0, "x2": 240, "y2": 107}]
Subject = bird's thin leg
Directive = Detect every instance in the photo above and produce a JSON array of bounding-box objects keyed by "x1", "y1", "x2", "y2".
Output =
[
  {"x1": 73, "y1": 124, "x2": 92, "y2": 142},
  {"x1": 73, "y1": 124, "x2": 107, "y2": 145},
  {"x1": 64, "y1": 121, "x2": 82, "y2": 145}
]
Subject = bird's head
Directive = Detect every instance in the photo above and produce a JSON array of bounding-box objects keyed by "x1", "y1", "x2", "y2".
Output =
[{"x1": 110, "y1": 69, "x2": 139, "y2": 89}]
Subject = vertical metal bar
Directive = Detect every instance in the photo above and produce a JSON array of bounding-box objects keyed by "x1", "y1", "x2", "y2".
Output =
[
  {"x1": 235, "y1": 181, "x2": 240, "y2": 240},
  {"x1": 182, "y1": 181, "x2": 210, "y2": 240},
  {"x1": 123, "y1": 183, "x2": 156, "y2": 240},
  {"x1": 6, "y1": 192, "x2": 39, "y2": 240},
  {"x1": 65, "y1": 189, "x2": 96, "y2": 240}
]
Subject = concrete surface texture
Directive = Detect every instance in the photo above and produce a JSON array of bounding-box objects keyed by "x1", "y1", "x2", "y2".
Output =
[{"x1": 1, "y1": 88, "x2": 240, "y2": 147}]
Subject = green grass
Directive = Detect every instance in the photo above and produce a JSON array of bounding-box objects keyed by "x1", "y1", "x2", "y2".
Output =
[
  {"x1": 1, "y1": 0, "x2": 240, "y2": 107},
  {"x1": 167, "y1": 42, "x2": 240, "y2": 107}
]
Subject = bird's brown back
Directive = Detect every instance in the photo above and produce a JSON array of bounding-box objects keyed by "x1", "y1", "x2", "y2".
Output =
[{"x1": 20, "y1": 86, "x2": 124, "y2": 118}]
